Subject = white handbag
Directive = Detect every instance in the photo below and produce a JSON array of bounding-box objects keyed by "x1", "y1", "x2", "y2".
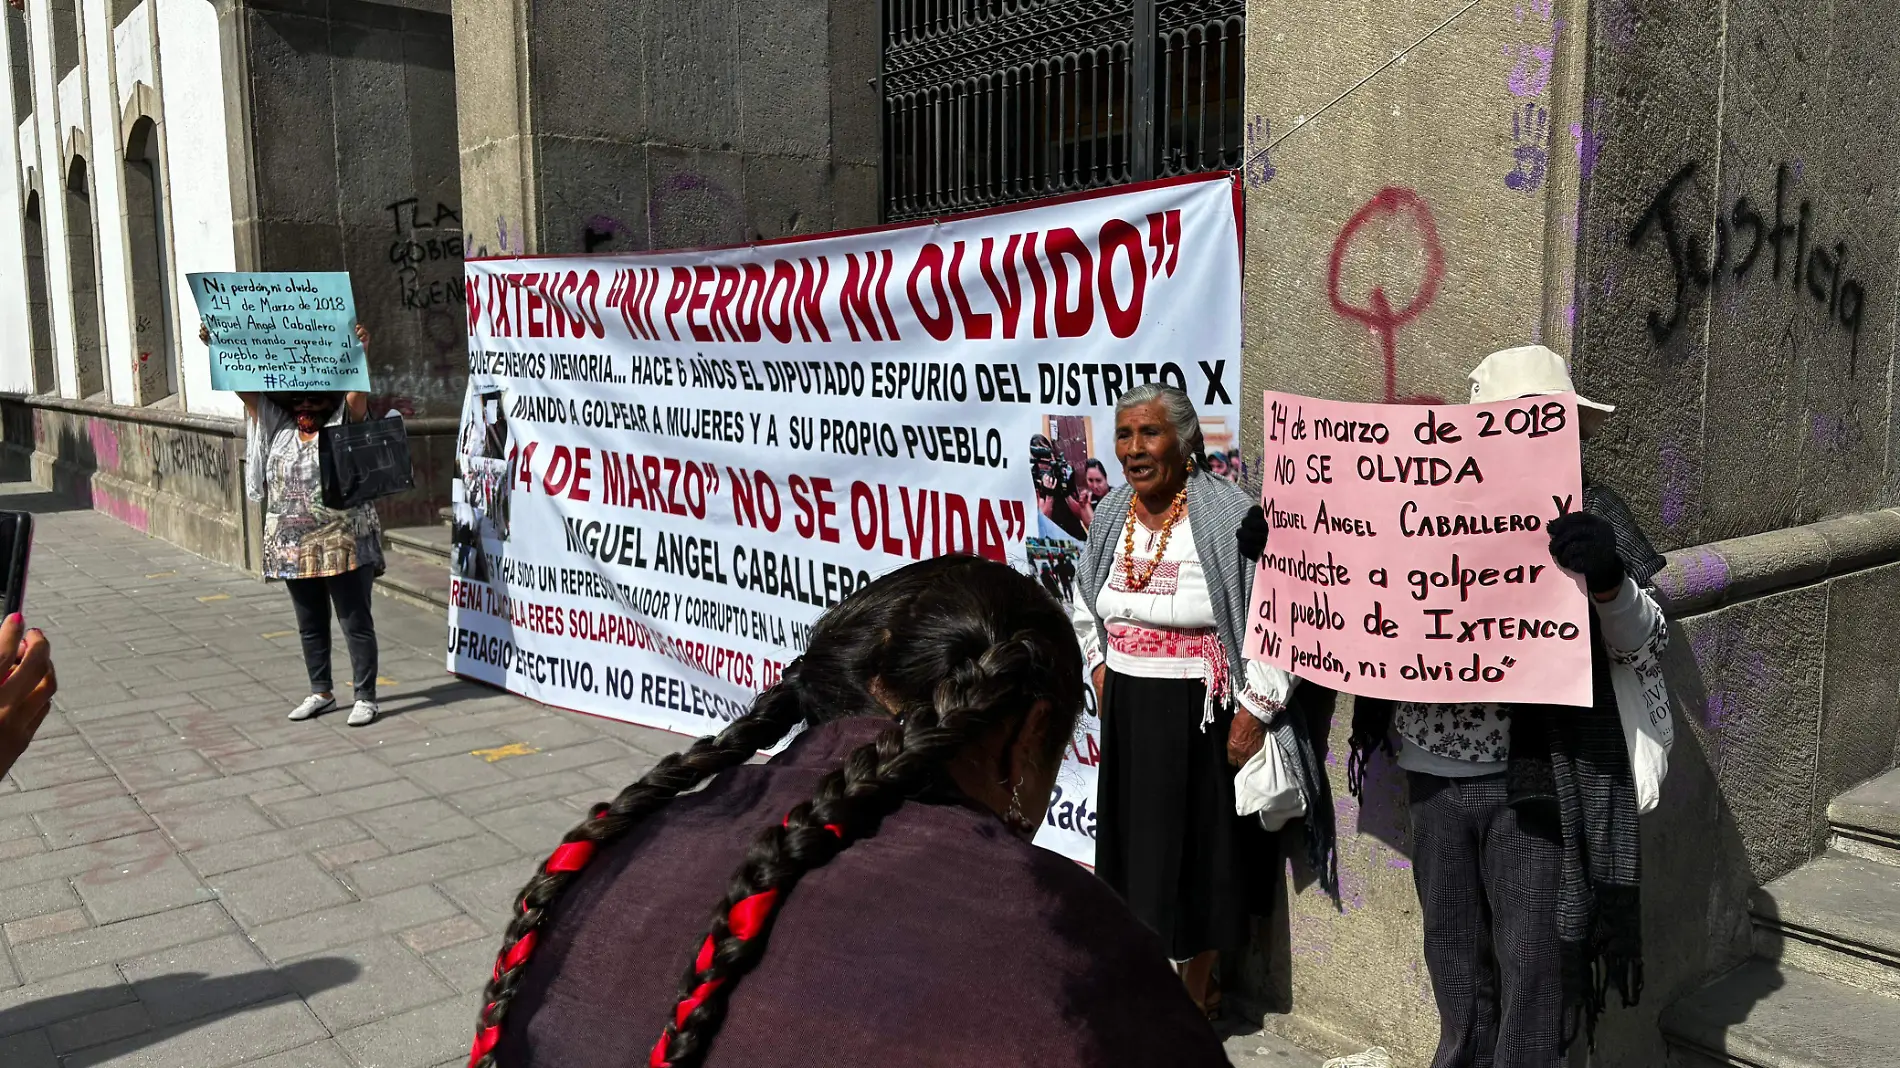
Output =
[{"x1": 1235, "y1": 733, "x2": 1305, "y2": 831}]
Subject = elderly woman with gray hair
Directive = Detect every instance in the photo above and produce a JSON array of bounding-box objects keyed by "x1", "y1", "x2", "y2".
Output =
[{"x1": 1071, "y1": 383, "x2": 1334, "y2": 1019}]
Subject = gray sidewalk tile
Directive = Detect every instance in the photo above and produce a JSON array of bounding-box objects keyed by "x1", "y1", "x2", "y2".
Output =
[
  {"x1": 337, "y1": 833, "x2": 522, "y2": 899},
  {"x1": 396, "y1": 914, "x2": 487, "y2": 956},
  {"x1": 10, "y1": 902, "x2": 235, "y2": 982},
  {"x1": 149, "y1": 798, "x2": 277, "y2": 854},
  {"x1": 0, "y1": 503, "x2": 716, "y2": 1065},
  {"x1": 132, "y1": 768, "x2": 300, "y2": 812},
  {"x1": 284, "y1": 752, "x2": 403, "y2": 794},
  {"x1": 0, "y1": 1029, "x2": 56, "y2": 1068},
  {"x1": 490, "y1": 738, "x2": 640, "y2": 780},
  {"x1": 289, "y1": 937, "x2": 454, "y2": 1032},
  {"x1": 260, "y1": 780, "x2": 429, "y2": 829},
  {"x1": 423, "y1": 938, "x2": 496, "y2": 996},
  {"x1": 47, "y1": 999, "x2": 152, "y2": 1054},
  {"x1": 32, "y1": 794, "x2": 158, "y2": 848},
  {"x1": 356, "y1": 798, "x2": 482, "y2": 853},
  {"x1": 236, "y1": 1040, "x2": 357, "y2": 1068},
  {"x1": 109, "y1": 749, "x2": 222, "y2": 793},
  {"x1": 434, "y1": 859, "x2": 542, "y2": 930},
  {"x1": 309, "y1": 838, "x2": 390, "y2": 873},
  {"x1": 0, "y1": 879, "x2": 81, "y2": 926},
  {"x1": 398, "y1": 752, "x2": 514, "y2": 795},
  {"x1": 442, "y1": 769, "x2": 599, "y2": 816},
  {"x1": 211, "y1": 856, "x2": 355, "y2": 926},
  {"x1": 184, "y1": 816, "x2": 370, "y2": 878},
  {"x1": 334, "y1": 994, "x2": 477, "y2": 1068},
  {"x1": 61, "y1": 996, "x2": 329, "y2": 1068},
  {"x1": 73, "y1": 853, "x2": 218, "y2": 923},
  {"x1": 475, "y1": 799, "x2": 587, "y2": 854},
  {"x1": 0, "y1": 831, "x2": 173, "y2": 893},
  {"x1": 5, "y1": 908, "x2": 91, "y2": 945},
  {"x1": 245, "y1": 886, "x2": 463, "y2": 964},
  {"x1": 120, "y1": 934, "x2": 285, "y2": 1027},
  {"x1": 0, "y1": 965, "x2": 134, "y2": 1035},
  {"x1": 0, "y1": 779, "x2": 127, "y2": 821}
]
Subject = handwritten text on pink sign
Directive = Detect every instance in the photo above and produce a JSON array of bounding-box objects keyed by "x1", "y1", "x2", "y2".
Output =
[{"x1": 1245, "y1": 391, "x2": 1591, "y2": 706}]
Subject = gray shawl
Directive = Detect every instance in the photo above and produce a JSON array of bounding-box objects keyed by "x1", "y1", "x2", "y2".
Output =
[{"x1": 1079, "y1": 471, "x2": 1339, "y2": 897}]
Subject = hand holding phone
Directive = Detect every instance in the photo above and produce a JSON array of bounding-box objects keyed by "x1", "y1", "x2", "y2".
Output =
[{"x1": 0, "y1": 613, "x2": 54, "y2": 780}]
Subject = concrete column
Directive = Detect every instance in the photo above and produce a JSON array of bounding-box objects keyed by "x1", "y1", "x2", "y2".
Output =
[{"x1": 452, "y1": 0, "x2": 881, "y2": 260}]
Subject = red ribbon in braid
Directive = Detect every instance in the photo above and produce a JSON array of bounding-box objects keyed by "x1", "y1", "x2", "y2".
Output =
[
  {"x1": 468, "y1": 816, "x2": 842, "y2": 1068},
  {"x1": 467, "y1": 838, "x2": 600, "y2": 1065},
  {"x1": 646, "y1": 818, "x2": 844, "y2": 1068}
]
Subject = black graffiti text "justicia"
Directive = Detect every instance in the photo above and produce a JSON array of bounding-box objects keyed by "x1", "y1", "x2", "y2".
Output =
[{"x1": 1628, "y1": 161, "x2": 1866, "y2": 371}]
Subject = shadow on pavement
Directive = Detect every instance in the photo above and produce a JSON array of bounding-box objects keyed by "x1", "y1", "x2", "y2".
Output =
[{"x1": 0, "y1": 957, "x2": 360, "y2": 1059}]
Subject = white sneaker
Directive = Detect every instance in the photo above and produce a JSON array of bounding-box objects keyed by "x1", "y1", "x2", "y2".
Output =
[
  {"x1": 346, "y1": 700, "x2": 379, "y2": 727},
  {"x1": 289, "y1": 694, "x2": 336, "y2": 721},
  {"x1": 1323, "y1": 1050, "x2": 1393, "y2": 1068}
]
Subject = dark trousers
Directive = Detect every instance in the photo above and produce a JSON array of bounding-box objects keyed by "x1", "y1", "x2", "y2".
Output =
[
  {"x1": 1408, "y1": 772, "x2": 1563, "y2": 1068},
  {"x1": 285, "y1": 566, "x2": 379, "y2": 701}
]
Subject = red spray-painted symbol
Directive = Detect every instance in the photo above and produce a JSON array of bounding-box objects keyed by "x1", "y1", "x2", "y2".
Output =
[{"x1": 1326, "y1": 188, "x2": 1446, "y2": 404}]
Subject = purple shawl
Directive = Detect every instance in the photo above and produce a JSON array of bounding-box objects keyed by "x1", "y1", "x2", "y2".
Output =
[{"x1": 494, "y1": 717, "x2": 1230, "y2": 1068}]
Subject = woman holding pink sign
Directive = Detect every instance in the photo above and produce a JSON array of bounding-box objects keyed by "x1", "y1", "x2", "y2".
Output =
[
  {"x1": 1346, "y1": 345, "x2": 1670, "y2": 1068},
  {"x1": 1071, "y1": 383, "x2": 1334, "y2": 1021}
]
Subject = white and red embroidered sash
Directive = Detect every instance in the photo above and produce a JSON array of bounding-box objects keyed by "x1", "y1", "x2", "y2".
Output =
[{"x1": 1104, "y1": 621, "x2": 1229, "y2": 731}]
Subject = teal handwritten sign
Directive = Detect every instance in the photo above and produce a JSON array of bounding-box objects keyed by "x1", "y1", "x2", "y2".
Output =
[{"x1": 188, "y1": 272, "x2": 370, "y2": 392}]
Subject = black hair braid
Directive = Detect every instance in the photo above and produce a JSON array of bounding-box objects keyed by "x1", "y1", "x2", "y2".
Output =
[
  {"x1": 469, "y1": 560, "x2": 966, "y2": 1067},
  {"x1": 653, "y1": 631, "x2": 1061, "y2": 1068},
  {"x1": 469, "y1": 680, "x2": 809, "y2": 1068}
]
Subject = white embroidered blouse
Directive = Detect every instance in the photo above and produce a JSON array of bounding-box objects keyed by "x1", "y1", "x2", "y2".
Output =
[{"x1": 1068, "y1": 513, "x2": 1297, "y2": 727}]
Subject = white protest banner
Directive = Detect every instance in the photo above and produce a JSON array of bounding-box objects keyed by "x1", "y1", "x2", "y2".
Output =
[
  {"x1": 1244, "y1": 391, "x2": 1591, "y2": 707},
  {"x1": 447, "y1": 175, "x2": 1244, "y2": 865}
]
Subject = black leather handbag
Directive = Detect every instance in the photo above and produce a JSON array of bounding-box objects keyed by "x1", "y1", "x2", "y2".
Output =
[{"x1": 319, "y1": 414, "x2": 416, "y2": 508}]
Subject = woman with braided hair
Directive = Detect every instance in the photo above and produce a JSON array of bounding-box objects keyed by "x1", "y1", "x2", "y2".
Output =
[{"x1": 471, "y1": 554, "x2": 1230, "y2": 1068}]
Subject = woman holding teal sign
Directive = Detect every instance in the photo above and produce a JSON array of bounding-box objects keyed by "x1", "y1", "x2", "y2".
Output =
[{"x1": 203, "y1": 321, "x2": 384, "y2": 727}]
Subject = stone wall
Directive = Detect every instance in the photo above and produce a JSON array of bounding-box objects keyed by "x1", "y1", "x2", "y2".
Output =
[
  {"x1": 1, "y1": 395, "x2": 248, "y2": 567},
  {"x1": 1237, "y1": 0, "x2": 1900, "y2": 1063},
  {"x1": 1572, "y1": 0, "x2": 1900, "y2": 549},
  {"x1": 230, "y1": 0, "x2": 466, "y2": 421},
  {"x1": 452, "y1": 0, "x2": 880, "y2": 260}
]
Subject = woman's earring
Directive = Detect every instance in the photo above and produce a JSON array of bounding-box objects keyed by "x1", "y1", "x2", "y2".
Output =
[{"x1": 1004, "y1": 778, "x2": 1029, "y2": 833}]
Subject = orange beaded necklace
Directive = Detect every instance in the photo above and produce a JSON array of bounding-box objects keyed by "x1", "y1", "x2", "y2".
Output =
[{"x1": 1121, "y1": 486, "x2": 1188, "y2": 591}]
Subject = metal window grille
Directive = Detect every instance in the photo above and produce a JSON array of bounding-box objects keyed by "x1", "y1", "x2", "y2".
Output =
[{"x1": 880, "y1": 0, "x2": 1244, "y2": 222}]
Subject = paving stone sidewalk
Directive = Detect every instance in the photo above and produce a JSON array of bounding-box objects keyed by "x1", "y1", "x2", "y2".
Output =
[{"x1": 0, "y1": 487, "x2": 1316, "y2": 1068}]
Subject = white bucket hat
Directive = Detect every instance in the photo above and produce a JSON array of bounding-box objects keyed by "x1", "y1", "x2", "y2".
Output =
[{"x1": 1468, "y1": 344, "x2": 1614, "y2": 433}]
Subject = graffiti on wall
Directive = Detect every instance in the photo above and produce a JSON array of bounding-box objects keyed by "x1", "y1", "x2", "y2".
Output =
[
  {"x1": 385, "y1": 197, "x2": 467, "y2": 314},
  {"x1": 1327, "y1": 188, "x2": 1447, "y2": 405},
  {"x1": 1503, "y1": 0, "x2": 1561, "y2": 194},
  {"x1": 1628, "y1": 161, "x2": 1868, "y2": 370}
]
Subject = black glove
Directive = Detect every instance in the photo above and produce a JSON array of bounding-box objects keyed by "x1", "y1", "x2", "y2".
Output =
[
  {"x1": 1237, "y1": 506, "x2": 1269, "y2": 562},
  {"x1": 1547, "y1": 512, "x2": 1624, "y2": 594}
]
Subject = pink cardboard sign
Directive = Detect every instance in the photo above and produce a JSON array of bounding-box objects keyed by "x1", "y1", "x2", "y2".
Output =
[{"x1": 1245, "y1": 391, "x2": 1592, "y2": 707}]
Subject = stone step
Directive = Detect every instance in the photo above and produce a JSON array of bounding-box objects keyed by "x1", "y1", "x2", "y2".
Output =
[
  {"x1": 384, "y1": 523, "x2": 451, "y2": 564},
  {"x1": 1662, "y1": 960, "x2": 1900, "y2": 1068},
  {"x1": 1830, "y1": 768, "x2": 1900, "y2": 867},
  {"x1": 373, "y1": 543, "x2": 449, "y2": 615},
  {"x1": 1750, "y1": 852, "x2": 1900, "y2": 999}
]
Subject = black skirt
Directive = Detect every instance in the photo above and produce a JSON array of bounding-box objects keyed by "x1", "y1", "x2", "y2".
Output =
[{"x1": 1095, "y1": 670, "x2": 1279, "y2": 960}]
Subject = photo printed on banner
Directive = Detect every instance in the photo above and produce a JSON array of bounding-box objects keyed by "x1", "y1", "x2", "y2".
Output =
[{"x1": 445, "y1": 175, "x2": 1244, "y2": 865}]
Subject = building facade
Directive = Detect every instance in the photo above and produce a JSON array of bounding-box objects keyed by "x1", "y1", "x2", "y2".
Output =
[
  {"x1": 0, "y1": 0, "x2": 463, "y2": 566},
  {"x1": 1, "y1": 0, "x2": 1897, "y2": 1062}
]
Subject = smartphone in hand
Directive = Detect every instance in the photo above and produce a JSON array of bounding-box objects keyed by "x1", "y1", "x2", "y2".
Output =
[{"x1": 0, "y1": 512, "x2": 34, "y2": 617}]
